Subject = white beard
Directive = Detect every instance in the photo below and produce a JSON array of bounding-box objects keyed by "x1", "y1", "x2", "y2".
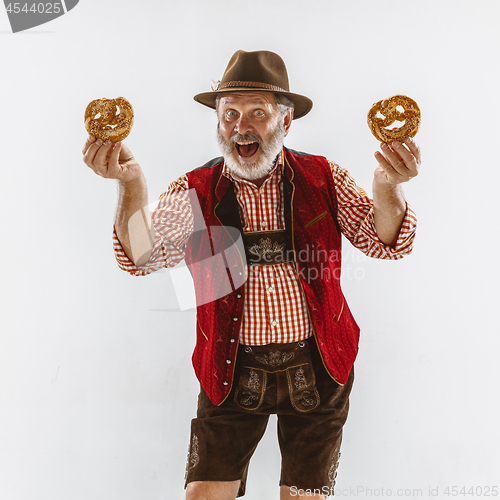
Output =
[{"x1": 216, "y1": 121, "x2": 286, "y2": 181}]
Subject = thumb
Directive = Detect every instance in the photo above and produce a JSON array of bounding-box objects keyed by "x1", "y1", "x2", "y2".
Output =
[{"x1": 118, "y1": 142, "x2": 134, "y2": 162}]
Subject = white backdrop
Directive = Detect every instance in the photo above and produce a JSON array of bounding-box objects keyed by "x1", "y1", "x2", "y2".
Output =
[{"x1": 1, "y1": 1, "x2": 499, "y2": 499}]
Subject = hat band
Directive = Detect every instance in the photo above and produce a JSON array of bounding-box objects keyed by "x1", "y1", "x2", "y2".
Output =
[{"x1": 218, "y1": 80, "x2": 287, "y2": 92}]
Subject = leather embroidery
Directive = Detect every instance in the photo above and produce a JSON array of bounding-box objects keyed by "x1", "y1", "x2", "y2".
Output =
[
  {"x1": 328, "y1": 449, "x2": 341, "y2": 488},
  {"x1": 294, "y1": 366, "x2": 308, "y2": 390},
  {"x1": 188, "y1": 434, "x2": 200, "y2": 470},
  {"x1": 242, "y1": 230, "x2": 293, "y2": 265},
  {"x1": 235, "y1": 367, "x2": 266, "y2": 410},
  {"x1": 246, "y1": 369, "x2": 260, "y2": 393},
  {"x1": 248, "y1": 237, "x2": 286, "y2": 261},
  {"x1": 254, "y1": 350, "x2": 295, "y2": 367},
  {"x1": 287, "y1": 363, "x2": 320, "y2": 412},
  {"x1": 235, "y1": 339, "x2": 320, "y2": 413}
]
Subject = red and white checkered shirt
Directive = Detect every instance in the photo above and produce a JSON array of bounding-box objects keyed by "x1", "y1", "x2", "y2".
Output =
[{"x1": 113, "y1": 150, "x2": 417, "y2": 345}]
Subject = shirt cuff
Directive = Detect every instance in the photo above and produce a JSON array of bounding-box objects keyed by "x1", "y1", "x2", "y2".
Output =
[
  {"x1": 112, "y1": 226, "x2": 168, "y2": 276},
  {"x1": 359, "y1": 203, "x2": 417, "y2": 260}
]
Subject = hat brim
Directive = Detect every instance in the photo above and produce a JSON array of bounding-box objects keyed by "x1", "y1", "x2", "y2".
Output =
[{"x1": 193, "y1": 88, "x2": 313, "y2": 119}]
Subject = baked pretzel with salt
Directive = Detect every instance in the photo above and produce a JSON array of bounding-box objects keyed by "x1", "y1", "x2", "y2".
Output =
[
  {"x1": 84, "y1": 97, "x2": 134, "y2": 143},
  {"x1": 367, "y1": 95, "x2": 420, "y2": 144}
]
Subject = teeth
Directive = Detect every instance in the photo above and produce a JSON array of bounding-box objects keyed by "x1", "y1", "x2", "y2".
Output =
[{"x1": 236, "y1": 141, "x2": 257, "y2": 145}]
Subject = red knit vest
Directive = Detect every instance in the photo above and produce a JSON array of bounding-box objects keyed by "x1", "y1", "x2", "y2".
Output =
[{"x1": 185, "y1": 148, "x2": 360, "y2": 405}]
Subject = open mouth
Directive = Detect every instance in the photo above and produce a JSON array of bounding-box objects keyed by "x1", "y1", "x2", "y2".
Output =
[{"x1": 235, "y1": 140, "x2": 260, "y2": 158}]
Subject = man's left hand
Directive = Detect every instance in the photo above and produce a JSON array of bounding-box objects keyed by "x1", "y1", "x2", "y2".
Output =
[{"x1": 373, "y1": 136, "x2": 421, "y2": 186}]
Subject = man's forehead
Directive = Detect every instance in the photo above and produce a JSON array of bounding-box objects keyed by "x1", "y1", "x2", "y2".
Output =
[{"x1": 219, "y1": 92, "x2": 277, "y2": 106}]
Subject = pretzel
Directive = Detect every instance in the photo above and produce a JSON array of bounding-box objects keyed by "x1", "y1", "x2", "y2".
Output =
[
  {"x1": 367, "y1": 95, "x2": 420, "y2": 143},
  {"x1": 84, "y1": 97, "x2": 134, "y2": 142}
]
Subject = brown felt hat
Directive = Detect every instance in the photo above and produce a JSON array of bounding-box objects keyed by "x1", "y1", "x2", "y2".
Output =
[{"x1": 194, "y1": 50, "x2": 313, "y2": 119}]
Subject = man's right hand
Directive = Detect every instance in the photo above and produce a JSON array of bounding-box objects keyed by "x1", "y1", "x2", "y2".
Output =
[
  {"x1": 82, "y1": 135, "x2": 152, "y2": 266},
  {"x1": 82, "y1": 135, "x2": 142, "y2": 184}
]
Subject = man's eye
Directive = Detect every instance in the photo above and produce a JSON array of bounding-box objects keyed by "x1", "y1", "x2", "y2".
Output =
[
  {"x1": 254, "y1": 110, "x2": 264, "y2": 116},
  {"x1": 227, "y1": 111, "x2": 236, "y2": 117}
]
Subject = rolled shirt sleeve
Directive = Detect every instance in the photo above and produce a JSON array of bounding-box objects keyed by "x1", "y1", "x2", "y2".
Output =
[
  {"x1": 331, "y1": 161, "x2": 416, "y2": 260},
  {"x1": 113, "y1": 175, "x2": 194, "y2": 276}
]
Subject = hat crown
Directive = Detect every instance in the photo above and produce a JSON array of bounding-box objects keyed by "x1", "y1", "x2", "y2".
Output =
[
  {"x1": 193, "y1": 49, "x2": 313, "y2": 119},
  {"x1": 221, "y1": 50, "x2": 290, "y2": 91}
]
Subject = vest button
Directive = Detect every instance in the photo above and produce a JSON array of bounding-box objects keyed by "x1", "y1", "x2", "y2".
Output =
[
  {"x1": 233, "y1": 317, "x2": 238, "y2": 321},
  {"x1": 230, "y1": 338, "x2": 235, "y2": 343},
  {"x1": 237, "y1": 294, "x2": 242, "y2": 299},
  {"x1": 223, "y1": 381, "x2": 229, "y2": 386},
  {"x1": 226, "y1": 359, "x2": 231, "y2": 364}
]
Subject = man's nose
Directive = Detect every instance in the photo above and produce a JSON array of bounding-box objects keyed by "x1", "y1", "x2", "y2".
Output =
[{"x1": 234, "y1": 115, "x2": 253, "y2": 135}]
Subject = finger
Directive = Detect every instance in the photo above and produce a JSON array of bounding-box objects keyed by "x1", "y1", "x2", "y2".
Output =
[
  {"x1": 82, "y1": 135, "x2": 96, "y2": 155},
  {"x1": 118, "y1": 142, "x2": 133, "y2": 163},
  {"x1": 82, "y1": 138, "x2": 104, "y2": 170},
  {"x1": 93, "y1": 141, "x2": 114, "y2": 176},
  {"x1": 379, "y1": 143, "x2": 409, "y2": 178},
  {"x1": 105, "y1": 142, "x2": 123, "y2": 177},
  {"x1": 108, "y1": 141, "x2": 122, "y2": 166},
  {"x1": 404, "y1": 136, "x2": 421, "y2": 164},
  {"x1": 374, "y1": 150, "x2": 404, "y2": 183},
  {"x1": 389, "y1": 141, "x2": 419, "y2": 177},
  {"x1": 392, "y1": 140, "x2": 419, "y2": 177}
]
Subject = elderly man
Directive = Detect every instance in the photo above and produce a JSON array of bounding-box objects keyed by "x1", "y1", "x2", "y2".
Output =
[{"x1": 82, "y1": 50, "x2": 419, "y2": 500}]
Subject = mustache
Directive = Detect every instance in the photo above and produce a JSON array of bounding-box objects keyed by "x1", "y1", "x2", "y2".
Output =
[{"x1": 229, "y1": 133, "x2": 263, "y2": 147}]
